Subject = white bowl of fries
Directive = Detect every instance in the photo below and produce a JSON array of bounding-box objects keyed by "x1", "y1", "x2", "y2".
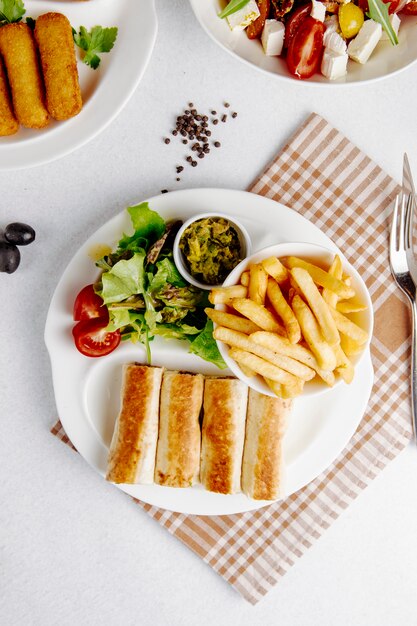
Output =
[{"x1": 208, "y1": 242, "x2": 373, "y2": 399}]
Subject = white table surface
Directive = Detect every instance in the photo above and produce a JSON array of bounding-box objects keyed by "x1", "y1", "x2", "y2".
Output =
[{"x1": 2, "y1": 1, "x2": 417, "y2": 624}]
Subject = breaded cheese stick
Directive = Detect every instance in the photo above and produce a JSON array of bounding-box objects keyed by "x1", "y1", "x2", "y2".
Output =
[
  {"x1": 35, "y1": 13, "x2": 82, "y2": 121},
  {"x1": 200, "y1": 377, "x2": 248, "y2": 494},
  {"x1": 0, "y1": 23, "x2": 49, "y2": 129},
  {"x1": 0, "y1": 57, "x2": 18, "y2": 136},
  {"x1": 106, "y1": 364, "x2": 164, "y2": 485},
  {"x1": 241, "y1": 389, "x2": 291, "y2": 500},
  {"x1": 155, "y1": 371, "x2": 204, "y2": 488}
]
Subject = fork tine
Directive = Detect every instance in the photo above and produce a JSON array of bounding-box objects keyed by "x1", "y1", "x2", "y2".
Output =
[
  {"x1": 390, "y1": 194, "x2": 399, "y2": 256},
  {"x1": 399, "y1": 194, "x2": 407, "y2": 251},
  {"x1": 405, "y1": 193, "x2": 414, "y2": 250}
]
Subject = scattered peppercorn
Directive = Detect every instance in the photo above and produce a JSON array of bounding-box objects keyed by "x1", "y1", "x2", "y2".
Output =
[
  {"x1": 221, "y1": 114, "x2": 227, "y2": 123},
  {"x1": 214, "y1": 141, "x2": 221, "y2": 148},
  {"x1": 232, "y1": 112, "x2": 237, "y2": 118},
  {"x1": 161, "y1": 189, "x2": 168, "y2": 194},
  {"x1": 164, "y1": 137, "x2": 170, "y2": 144},
  {"x1": 224, "y1": 102, "x2": 230, "y2": 108}
]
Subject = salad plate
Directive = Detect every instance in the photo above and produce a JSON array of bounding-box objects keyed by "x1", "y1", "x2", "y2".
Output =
[
  {"x1": 189, "y1": 0, "x2": 417, "y2": 85},
  {"x1": 45, "y1": 188, "x2": 374, "y2": 515},
  {"x1": 0, "y1": 0, "x2": 157, "y2": 170}
]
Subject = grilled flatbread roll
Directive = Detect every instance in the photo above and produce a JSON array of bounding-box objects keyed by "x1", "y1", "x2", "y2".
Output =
[
  {"x1": 106, "y1": 364, "x2": 163, "y2": 485},
  {"x1": 155, "y1": 371, "x2": 204, "y2": 488},
  {"x1": 241, "y1": 389, "x2": 291, "y2": 500},
  {"x1": 200, "y1": 377, "x2": 248, "y2": 494}
]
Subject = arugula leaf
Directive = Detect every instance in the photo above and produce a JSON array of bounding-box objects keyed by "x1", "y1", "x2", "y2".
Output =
[
  {"x1": 367, "y1": 0, "x2": 398, "y2": 45},
  {"x1": 99, "y1": 252, "x2": 146, "y2": 304},
  {"x1": 0, "y1": 0, "x2": 25, "y2": 24},
  {"x1": 189, "y1": 319, "x2": 227, "y2": 369},
  {"x1": 73, "y1": 25, "x2": 118, "y2": 69},
  {"x1": 218, "y1": 0, "x2": 250, "y2": 19}
]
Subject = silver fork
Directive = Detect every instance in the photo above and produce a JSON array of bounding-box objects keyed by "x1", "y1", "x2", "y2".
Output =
[{"x1": 390, "y1": 193, "x2": 417, "y2": 440}]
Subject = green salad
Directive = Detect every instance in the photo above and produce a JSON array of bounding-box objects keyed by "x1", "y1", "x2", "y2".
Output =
[{"x1": 94, "y1": 202, "x2": 226, "y2": 369}]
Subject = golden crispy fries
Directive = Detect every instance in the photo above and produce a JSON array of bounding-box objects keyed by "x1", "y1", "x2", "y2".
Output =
[
  {"x1": 266, "y1": 278, "x2": 301, "y2": 344},
  {"x1": 209, "y1": 285, "x2": 247, "y2": 305},
  {"x1": 291, "y1": 295, "x2": 337, "y2": 371},
  {"x1": 213, "y1": 327, "x2": 315, "y2": 381},
  {"x1": 240, "y1": 270, "x2": 250, "y2": 287},
  {"x1": 265, "y1": 378, "x2": 303, "y2": 399},
  {"x1": 204, "y1": 308, "x2": 261, "y2": 335},
  {"x1": 322, "y1": 255, "x2": 343, "y2": 309},
  {"x1": 231, "y1": 298, "x2": 286, "y2": 334},
  {"x1": 251, "y1": 331, "x2": 335, "y2": 386},
  {"x1": 340, "y1": 334, "x2": 363, "y2": 356},
  {"x1": 336, "y1": 300, "x2": 367, "y2": 314},
  {"x1": 228, "y1": 348, "x2": 300, "y2": 386},
  {"x1": 261, "y1": 256, "x2": 289, "y2": 284},
  {"x1": 249, "y1": 264, "x2": 268, "y2": 305},
  {"x1": 334, "y1": 345, "x2": 355, "y2": 384},
  {"x1": 285, "y1": 256, "x2": 354, "y2": 299},
  {"x1": 329, "y1": 307, "x2": 369, "y2": 345},
  {"x1": 291, "y1": 267, "x2": 340, "y2": 346},
  {"x1": 239, "y1": 363, "x2": 257, "y2": 377}
]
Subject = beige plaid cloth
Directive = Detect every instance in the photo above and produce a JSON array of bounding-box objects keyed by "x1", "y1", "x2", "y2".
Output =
[{"x1": 51, "y1": 113, "x2": 413, "y2": 605}]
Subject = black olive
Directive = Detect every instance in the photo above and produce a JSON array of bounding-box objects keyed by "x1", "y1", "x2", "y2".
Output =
[
  {"x1": 0, "y1": 242, "x2": 20, "y2": 273},
  {"x1": 4, "y1": 222, "x2": 36, "y2": 246}
]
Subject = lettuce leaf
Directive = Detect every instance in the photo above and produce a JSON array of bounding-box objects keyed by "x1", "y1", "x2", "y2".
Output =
[
  {"x1": 148, "y1": 257, "x2": 186, "y2": 294},
  {"x1": 127, "y1": 202, "x2": 166, "y2": 242},
  {"x1": 189, "y1": 319, "x2": 227, "y2": 369},
  {"x1": 99, "y1": 252, "x2": 146, "y2": 304}
]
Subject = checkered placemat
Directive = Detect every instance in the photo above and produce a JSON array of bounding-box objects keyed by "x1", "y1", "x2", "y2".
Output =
[{"x1": 51, "y1": 113, "x2": 412, "y2": 604}]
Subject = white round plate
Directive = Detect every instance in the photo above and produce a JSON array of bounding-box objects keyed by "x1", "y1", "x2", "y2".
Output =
[
  {"x1": 0, "y1": 0, "x2": 157, "y2": 170},
  {"x1": 45, "y1": 188, "x2": 374, "y2": 515},
  {"x1": 189, "y1": 0, "x2": 417, "y2": 85}
]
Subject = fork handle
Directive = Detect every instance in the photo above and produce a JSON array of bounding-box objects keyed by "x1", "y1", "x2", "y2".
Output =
[{"x1": 411, "y1": 300, "x2": 417, "y2": 441}]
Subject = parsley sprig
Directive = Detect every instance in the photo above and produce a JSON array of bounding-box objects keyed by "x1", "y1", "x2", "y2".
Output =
[{"x1": 73, "y1": 25, "x2": 118, "y2": 70}]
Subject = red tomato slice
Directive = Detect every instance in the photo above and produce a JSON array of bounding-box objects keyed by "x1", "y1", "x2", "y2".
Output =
[
  {"x1": 73, "y1": 284, "x2": 108, "y2": 322},
  {"x1": 72, "y1": 318, "x2": 120, "y2": 357},
  {"x1": 401, "y1": 0, "x2": 417, "y2": 13},
  {"x1": 287, "y1": 17, "x2": 324, "y2": 80},
  {"x1": 284, "y1": 2, "x2": 311, "y2": 51}
]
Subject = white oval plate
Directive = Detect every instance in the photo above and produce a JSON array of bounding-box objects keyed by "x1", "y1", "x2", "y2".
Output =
[
  {"x1": 189, "y1": 0, "x2": 417, "y2": 85},
  {"x1": 45, "y1": 188, "x2": 374, "y2": 515},
  {"x1": 0, "y1": 0, "x2": 157, "y2": 170}
]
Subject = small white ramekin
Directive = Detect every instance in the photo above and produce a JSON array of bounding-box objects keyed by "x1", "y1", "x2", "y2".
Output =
[{"x1": 173, "y1": 212, "x2": 252, "y2": 290}]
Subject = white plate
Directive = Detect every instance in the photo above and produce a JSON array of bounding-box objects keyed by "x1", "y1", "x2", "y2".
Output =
[
  {"x1": 189, "y1": 0, "x2": 417, "y2": 85},
  {"x1": 45, "y1": 188, "x2": 374, "y2": 515},
  {"x1": 0, "y1": 0, "x2": 157, "y2": 170}
]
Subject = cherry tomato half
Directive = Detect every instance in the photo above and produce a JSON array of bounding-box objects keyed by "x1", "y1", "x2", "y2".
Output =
[
  {"x1": 401, "y1": 0, "x2": 417, "y2": 13},
  {"x1": 73, "y1": 284, "x2": 109, "y2": 323},
  {"x1": 287, "y1": 17, "x2": 324, "y2": 80},
  {"x1": 72, "y1": 318, "x2": 121, "y2": 357},
  {"x1": 284, "y1": 2, "x2": 311, "y2": 51}
]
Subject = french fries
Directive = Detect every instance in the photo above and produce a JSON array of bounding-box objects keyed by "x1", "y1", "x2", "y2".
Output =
[
  {"x1": 204, "y1": 308, "x2": 261, "y2": 335},
  {"x1": 213, "y1": 327, "x2": 315, "y2": 381},
  {"x1": 261, "y1": 256, "x2": 288, "y2": 283},
  {"x1": 231, "y1": 298, "x2": 286, "y2": 334},
  {"x1": 248, "y1": 264, "x2": 268, "y2": 305},
  {"x1": 266, "y1": 278, "x2": 301, "y2": 344},
  {"x1": 291, "y1": 267, "x2": 340, "y2": 346},
  {"x1": 209, "y1": 285, "x2": 247, "y2": 305},
  {"x1": 210, "y1": 252, "x2": 370, "y2": 399}
]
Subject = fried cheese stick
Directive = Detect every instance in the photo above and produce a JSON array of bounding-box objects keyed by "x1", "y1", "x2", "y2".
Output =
[
  {"x1": 0, "y1": 23, "x2": 49, "y2": 129},
  {"x1": 35, "y1": 13, "x2": 82, "y2": 121},
  {"x1": 0, "y1": 57, "x2": 18, "y2": 136}
]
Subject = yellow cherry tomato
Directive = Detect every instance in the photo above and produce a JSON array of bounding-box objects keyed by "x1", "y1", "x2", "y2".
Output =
[{"x1": 338, "y1": 3, "x2": 365, "y2": 39}]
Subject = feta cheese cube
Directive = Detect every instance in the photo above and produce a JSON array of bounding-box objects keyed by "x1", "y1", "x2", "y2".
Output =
[
  {"x1": 261, "y1": 19, "x2": 285, "y2": 56},
  {"x1": 226, "y1": 0, "x2": 260, "y2": 31},
  {"x1": 321, "y1": 49, "x2": 348, "y2": 79},
  {"x1": 310, "y1": 0, "x2": 326, "y2": 22},
  {"x1": 347, "y1": 20, "x2": 382, "y2": 64},
  {"x1": 323, "y1": 31, "x2": 347, "y2": 54},
  {"x1": 380, "y1": 13, "x2": 401, "y2": 41},
  {"x1": 324, "y1": 15, "x2": 339, "y2": 34}
]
